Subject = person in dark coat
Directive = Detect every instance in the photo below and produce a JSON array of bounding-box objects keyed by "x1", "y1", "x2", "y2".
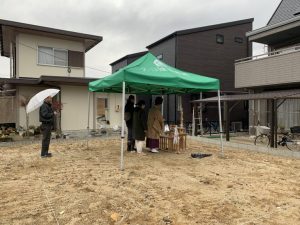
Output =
[
  {"x1": 132, "y1": 100, "x2": 147, "y2": 154},
  {"x1": 125, "y1": 95, "x2": 135, "y2": 151},
  {"x1": 39, "y1": 96, "x2": 56, "y2": 157}
]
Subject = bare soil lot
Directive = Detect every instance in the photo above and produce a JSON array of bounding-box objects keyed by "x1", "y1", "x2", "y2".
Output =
[{"x1": 0, "y1": 138, "x2": 299, "y2": 225}]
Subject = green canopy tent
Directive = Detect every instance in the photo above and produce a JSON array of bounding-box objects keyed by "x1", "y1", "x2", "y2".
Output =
[{"x1": 89, "y1": 53, "x2": 223, "y2": 170}]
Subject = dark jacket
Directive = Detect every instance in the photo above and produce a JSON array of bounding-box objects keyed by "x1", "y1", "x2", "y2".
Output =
[
  {"x1": 39, "y1": 102, "x2": 54, "y2": 124},
  {"x1": 133, "y1": 107, "x2": 147, "y2": 141},
  {"x1": 125, "y1": 101, "x2": 134, "y2": 128}
]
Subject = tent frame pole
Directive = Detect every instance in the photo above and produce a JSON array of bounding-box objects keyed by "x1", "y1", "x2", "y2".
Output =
[
  {"x1": 120, "y1": 82, "x2": 126, "y2": 170},
  {"x1": 217, "y1": 90, "x2": 224, "y2": 156},
  {"x1": 192, "y1": 106, "x2": 195, "y2": 136},
  {"x1": 161, "y1": 95, "x2": 164, "y2": 117},
  {"x1": 87, "y1": 91, "x2": 91, "y2": 149}
]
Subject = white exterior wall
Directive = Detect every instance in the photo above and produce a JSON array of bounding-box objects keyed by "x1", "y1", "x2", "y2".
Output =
[
  {"x1": 16, "y1": 33, "x2": 84, "y2": 78},
  {"x1": 17, "y1": 85, "x2": 128, "y2": 131},
  {"x1": 60, "y1": 85, "x2": 94, "y2": 131},
  {"x1": 95, "y1": 93, "x2": 137, "y2": 129},
  {"x1": 95, "y1": 93, "x2": 127, "y2": 128},
  {"x1": 17, "y1": 85, "x2": 95, "y2": 131},
  {"x1": 235, "y1": 50, "x2": 300, "y2": 88}
]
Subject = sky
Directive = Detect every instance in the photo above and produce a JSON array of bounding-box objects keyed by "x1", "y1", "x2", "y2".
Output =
[{"x1": 0, "y1": 0, "x2": 281, "y2": 78}]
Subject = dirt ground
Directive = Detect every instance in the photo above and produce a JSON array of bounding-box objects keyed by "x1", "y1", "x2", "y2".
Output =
[{"x1": 0, "y1": 138, "x2": 299, "y2": 225}]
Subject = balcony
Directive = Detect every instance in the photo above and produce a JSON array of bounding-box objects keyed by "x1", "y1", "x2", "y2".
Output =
[{"x1": 235, "y1": 46, "x2": 300, "y2": 88}]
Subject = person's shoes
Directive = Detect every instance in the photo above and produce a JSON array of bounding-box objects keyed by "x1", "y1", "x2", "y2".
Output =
[
  {"x1": 41, "y1": 153, "x2": 52, "y2": 158},
  {"x1": 151, "y1": 149, "x2": 159, "y2": 153},
  {"x1": 127, "y1": 149, "x2": 135, "y2": 153}
]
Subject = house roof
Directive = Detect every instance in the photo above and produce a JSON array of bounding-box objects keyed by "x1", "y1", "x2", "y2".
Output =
[
  {"x1": 247, "y1": 0, "x2": 300, "y2": 44},
  {"x1": 110, "y1": 51, "x2": 148, "y2": 66},
  {"x1": 267, "y1": 0, "x2": 300, "y2": 26},
  {"x1": 0, "y1": 76, "x2": 97, "y2": 86},
  {"x1": 0, "y1": 19, "x2": 103, "y2": 57},
  {"x1": 146, "y1": 18, "x2": 254, "y2": 49},
  {"x1": 246, "y1": 16, "x2": 300, "y2": 44}
]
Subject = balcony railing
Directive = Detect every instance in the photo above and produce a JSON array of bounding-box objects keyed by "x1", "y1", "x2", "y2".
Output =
[
  {"x1": 236, "y1": 45, "x2": 300, "y2": 63},
  {"x1": 235, "y1": 45, "x2": 300, "y2": 88}
]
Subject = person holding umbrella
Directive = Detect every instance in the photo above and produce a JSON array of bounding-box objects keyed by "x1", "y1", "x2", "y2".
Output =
[
  {"x1": 26, "y1": 88, "x2": 60, "y2": 158},
  {"x1": 39, "y1": 96, "x2": 58, "y2": 157}
]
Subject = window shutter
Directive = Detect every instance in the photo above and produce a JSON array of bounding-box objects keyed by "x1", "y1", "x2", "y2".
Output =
[{"x1": 68, "y1": 51, "x2": 84, "y2": 68}]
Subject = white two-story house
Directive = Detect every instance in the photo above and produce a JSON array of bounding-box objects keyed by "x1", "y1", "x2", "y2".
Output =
[{"x1": 0, "y1": 19, "x2": 124, "y2": 132}]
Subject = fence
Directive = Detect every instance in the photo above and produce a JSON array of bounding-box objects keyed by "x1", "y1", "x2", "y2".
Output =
[{"x1": 0, "y1": 96, "x2": 17, "y2": 124}]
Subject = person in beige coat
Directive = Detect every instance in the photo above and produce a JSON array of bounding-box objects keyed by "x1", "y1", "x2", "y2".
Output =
[{"x1": 146, "y1": 97, "x2": 164, "y2": 153}]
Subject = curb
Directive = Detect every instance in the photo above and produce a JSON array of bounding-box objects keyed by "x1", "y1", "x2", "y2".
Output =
[{"x1": 188, "y1": 136, "x2": 300, "y2": 159}]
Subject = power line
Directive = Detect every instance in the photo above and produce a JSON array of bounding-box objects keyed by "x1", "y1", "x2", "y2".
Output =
[{"x1": 17, "y1": 41, "x2": 111, "y2": 74}]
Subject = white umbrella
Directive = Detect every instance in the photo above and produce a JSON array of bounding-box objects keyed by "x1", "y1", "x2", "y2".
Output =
[{"x1": 26, "y1": 89, "x2": 60, "y2": 113}]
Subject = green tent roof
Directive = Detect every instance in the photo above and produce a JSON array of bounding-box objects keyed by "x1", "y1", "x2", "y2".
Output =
[{"x1": 89, "y1": 53, "x2": 219, "y2": 94}]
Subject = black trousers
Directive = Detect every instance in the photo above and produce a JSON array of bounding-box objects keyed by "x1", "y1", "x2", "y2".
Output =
[
  {"x1": 41, "y1": 123, "x2": 52, "y2": 156},
  {"x1": 126, "y1": 125, "x2": 135, "y2": 150}
]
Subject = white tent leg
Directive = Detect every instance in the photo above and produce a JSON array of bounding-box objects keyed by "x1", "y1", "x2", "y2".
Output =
[
  {"x1": 217, "y1": 90, "x2": 224, "y2": 156},
  {"x1": 199, "y1": 92, "x2": 203, "y2": 135},
  {"x1": 161, "y1": 95, "x2": 164, "y2": 117},
  {"x1": 120, "y1": 82, "x2": 126, "y2": 170},
  {"x1": 87, "y1": 91, "x2": 91, "y2": 149}
]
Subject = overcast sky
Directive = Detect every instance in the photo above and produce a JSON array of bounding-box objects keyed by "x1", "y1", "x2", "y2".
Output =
[{"x1": 0, "y1": 0, "x2": 281, "y2": 78}]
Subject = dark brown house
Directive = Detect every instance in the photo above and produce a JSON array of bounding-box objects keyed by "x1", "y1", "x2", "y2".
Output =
[
  {"x1": 111, "y1": 18, "x2": 254, "y2": 129},
  {"x1": 110, "y1": 51, "x2": 148, "y2": 73}
]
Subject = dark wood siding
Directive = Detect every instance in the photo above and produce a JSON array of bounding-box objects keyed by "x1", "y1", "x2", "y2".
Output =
[
  {"x1": 176, "y1": 23, "x2": 252, "y2": 91},
  {"x1": 147, "y1": 37, "x2": 177, "y2": 123},
  {"x1": 176, "y1": 22, "x2": 252, "y2": 124},
  {"x1": 111, "y1": 60, "x2": 128, "y2": 73},
  {"x1": 68, "y1": 50, "x2": 84, "y2": 68},
  {"x1": 148, "y1": 37, "x2": 176, "y2": 66}
]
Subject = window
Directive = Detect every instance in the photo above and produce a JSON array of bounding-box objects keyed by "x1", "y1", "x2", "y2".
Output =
[
  {"x1": 54, "y1": 49, "x2": 68, "y2": 66},
  {"x1": 234, "y1": 37, "x2": 243, "y2": 44},
  {"x1": 216, "y1": 34, "x2": 224, "y2": 44},
  {"x1": 38, "y1": 46, "x2": 68, "y2": 67},
  {"x1": 38, "y1": 47, "x2": 53, "y2": 65},
  {"x1": 97, "y1": 98, "x2": 108, "y2": 117}
]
